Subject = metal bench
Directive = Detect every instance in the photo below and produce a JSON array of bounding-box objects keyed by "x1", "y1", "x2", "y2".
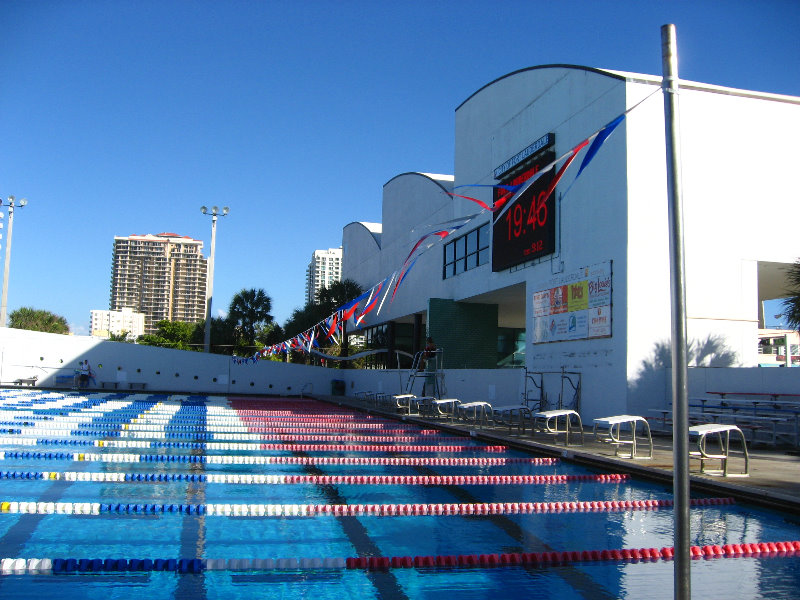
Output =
[
  {"x1": 532, "y1": 409, "x2": 584, "y2": 446},
  {"x1": 688, "y1": 423, "x2": 749, "y2": 477},
  {"x1": 593, "y1": 415, "x2": 652, "y2": 459},
  {"x1": 12, "y1": 376, "x2": 37, "y2": 387}
]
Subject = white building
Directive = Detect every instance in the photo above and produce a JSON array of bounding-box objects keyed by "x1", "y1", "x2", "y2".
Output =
[
  {"x1": 305, "y1": 247, "x2": 343, "y2": 305},
  {"x1": 342, "y1": 65, "x2": 800, "y2": 419},
  {"x1": 110, "y1": 233, "x2": 207, "y2": 335},
  {"x1": 90, "y1": 307, "x2": 146, "y2": 340}
]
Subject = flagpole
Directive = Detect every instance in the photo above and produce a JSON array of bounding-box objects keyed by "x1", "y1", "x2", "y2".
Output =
[{"x1": 661, "y1": 24, "x2": 691, "y2": 600}]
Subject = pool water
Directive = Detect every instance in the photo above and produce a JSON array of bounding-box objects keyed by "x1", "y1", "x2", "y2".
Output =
[{"x1": 0, "y1": 390, "x2": 798, "y2": 599}]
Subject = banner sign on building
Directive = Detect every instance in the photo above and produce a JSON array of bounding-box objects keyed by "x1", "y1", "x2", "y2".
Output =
[{"x1": 532, "y1": 261, "x2": 612, "y2": 344}]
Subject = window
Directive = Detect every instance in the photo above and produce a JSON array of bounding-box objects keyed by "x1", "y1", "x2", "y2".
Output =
[{"x1": 443, "y1": 224, "x2": 489, "y2": 279}]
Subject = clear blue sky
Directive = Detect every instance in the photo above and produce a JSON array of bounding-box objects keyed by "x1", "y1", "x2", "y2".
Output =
[{"x1": 1, "y1": 0, "x2": 798, "y2": 334}]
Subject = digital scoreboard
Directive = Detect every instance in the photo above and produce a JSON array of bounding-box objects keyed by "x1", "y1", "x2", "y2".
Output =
[{"x1": 492, "y1": 134, "x2": 556, "y2": 272}]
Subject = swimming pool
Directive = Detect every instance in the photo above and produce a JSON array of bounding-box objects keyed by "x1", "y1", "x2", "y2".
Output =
[{"x1": 0, "y1": 389, "x2": 798, "y2": 599}]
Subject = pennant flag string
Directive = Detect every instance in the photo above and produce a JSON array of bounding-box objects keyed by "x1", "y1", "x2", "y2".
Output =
[
  {"x1": 409, "y1": 213, "x2": 482, "y2": 235},
  {"x1": 575, "y1": 113, "x2": 625, "y2": 180},
  {"x1": 391, "y1": 256, "x2": 420, "y2": 302},
  {"x1": 356, "y1": 277, "x2": 386, "y2": 326},
  {"x1": 375, "y1": 271, "x2": 397, "y2": 318},
  {"x1": 242, "y1": 90, "x2": 661, "y2": 362},
  {"x1": 540, "y1": 137, "x2": 591, "y2": 205}
]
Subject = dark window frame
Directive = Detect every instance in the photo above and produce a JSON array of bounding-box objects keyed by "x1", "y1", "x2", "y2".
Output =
[{"x1": 443, "y1": 223, "x2": 490, "y2": 279}]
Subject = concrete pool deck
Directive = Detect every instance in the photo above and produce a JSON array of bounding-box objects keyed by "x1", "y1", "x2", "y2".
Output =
[{"x1": 321, "y1": 394, "x2": 800, "y2": 514}]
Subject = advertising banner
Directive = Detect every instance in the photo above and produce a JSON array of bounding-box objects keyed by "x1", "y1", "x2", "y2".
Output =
[{"x1": 531, "y1": 261, "x2": 612, "y2": 344}]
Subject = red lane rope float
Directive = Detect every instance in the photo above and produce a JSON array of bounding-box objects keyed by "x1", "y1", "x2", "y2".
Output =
[
  {"x1": 8, "y1": 540, "x2": 798, "y2": 574},
  {"x1": 302, "y1": 497, "x2": 733, "y2": 517},
  {"x1": 257, "y1": 443, "x2": 507, "y2": 453},
  {"x1": 344, "y1": 540, "x2": 800, "y2": 570},
  {"x1": 244, "y1": 456, "x2": 557, "y2": 465},
  {"x1": 234, "y1": 416, "x2": 386, "y2": 422},
  {"x1": 282, "y1": 473, "x2": 629, "y2": 485},
  {"x1": 231, "y1": 410, "x2": 394, "y2": 421},
  {"x1": 255, "y1": 413, "x2": 394, "y2": 418},
  {"x1": 246, "y1": 434, "x2": 470, "y2": 443},
  {"x1": 236, "y1": 423, "x2": 443, "y2": 432}
]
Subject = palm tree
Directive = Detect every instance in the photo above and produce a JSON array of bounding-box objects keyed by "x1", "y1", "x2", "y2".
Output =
[
  {"x1": 315, "y1": 279, "x2": 364, "y2": 314},
  {"x1": 9, "y1": 307, "x2": 69, "y2": 334},
  {"x1": 228, "y1": 288, "x2": 274, "y2": 348},
  {"x1": 782, "y1": 259, "x2": 800, "y2": 330}
]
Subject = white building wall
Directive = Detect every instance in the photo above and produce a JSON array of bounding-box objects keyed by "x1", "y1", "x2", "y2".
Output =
[
  {"x1": 625, "y1": 79, "x2": 800, "y2": 417},
  {"x1": 342, "y1": 222, "x2": 382, "y2": 292},
  {"x1": 454, "y1": 67, "x2": 632, "y2": 419},
  {"x1": 374, "y1": 173, "x2": 455, "y2": 322},
  {"x1": 624, "y1": 80, "x2": 672, "y2": 403},
  {"x1": 0, "y1": 327, "x2": 335, "y2": 396},
  {"x1": 680, "y1": 87, "x2": 800, "y2": 365},
  {"x1": 340, "y1": 65, "x2": 800, "y2": 419}
]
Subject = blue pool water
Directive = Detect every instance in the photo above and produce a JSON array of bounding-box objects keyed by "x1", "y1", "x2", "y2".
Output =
[{"x1": 0, "y1": 390, "x2": 798, "y2": 599}]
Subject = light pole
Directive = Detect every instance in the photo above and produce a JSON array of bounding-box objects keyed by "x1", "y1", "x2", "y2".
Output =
[
  {"x1": 0, "y1": 196, "x2": 28, "y2": 327},
  {"x1": 200, "y1": 205, "x2": 229, "y2": 352}
]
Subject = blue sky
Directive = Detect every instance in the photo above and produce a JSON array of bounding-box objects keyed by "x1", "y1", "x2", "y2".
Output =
[{"x1": 1, "y1": 0, "x2": 798, "y2": 334}]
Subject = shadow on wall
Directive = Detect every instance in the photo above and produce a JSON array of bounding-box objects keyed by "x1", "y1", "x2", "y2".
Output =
[
  {"x1": 627, "y1": 335, "x2": 739, "y2": 412},
  {"x1": 639, "y1": 335, "x2": 739, "y2": 372}
]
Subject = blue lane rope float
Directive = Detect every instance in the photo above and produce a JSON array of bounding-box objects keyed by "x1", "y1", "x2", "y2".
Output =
[
  {"x1": 1, "y1": 541, "x2": 798, "y2": 575},
  {"x1": 0, "y1": 497, "x2": 737, "y2": 517}
]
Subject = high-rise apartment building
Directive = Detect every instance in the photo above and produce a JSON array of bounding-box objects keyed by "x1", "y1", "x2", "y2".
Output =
[
  {"x1": 110, "y1": 233, "x2": 208, "y2": 335},
  {"x1": 305, "y1": 247, "x2": 342, "y2": 305}
]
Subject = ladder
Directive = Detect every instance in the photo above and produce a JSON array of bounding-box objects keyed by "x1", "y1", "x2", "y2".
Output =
[{"x1": 405, "y1": 349, "x2": 445, "y2": 398}]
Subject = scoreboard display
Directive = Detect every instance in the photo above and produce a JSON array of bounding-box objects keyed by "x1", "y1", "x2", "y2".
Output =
[{"x1": 492, "y1": 135, "x2": 556, "y2": 271}]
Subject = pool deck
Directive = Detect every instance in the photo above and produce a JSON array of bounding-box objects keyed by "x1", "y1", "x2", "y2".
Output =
[{"x1": 321, "y1": 395, "x2": 800, "y2": 513}]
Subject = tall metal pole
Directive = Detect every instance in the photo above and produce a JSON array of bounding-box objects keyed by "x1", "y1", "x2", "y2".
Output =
[
  {"x1": 201, "y1": 205, "x2": 228, "y2": 353},
  {"x1": 203, "y1": 213, "x2": 217, "y2": 353},
  {"x1": 661, "y1": 24, "x2": 691, "y2": 600},
  {"x1": 1, "y1": 196, "x2": 26, "y2": 327}
]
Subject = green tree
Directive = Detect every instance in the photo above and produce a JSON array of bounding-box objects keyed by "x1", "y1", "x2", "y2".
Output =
[
  {"x1": 283, "y1": 303, "x2": 326, "y2": 340},
  {"x1": 108, "y1": 331, "x2": 132, "y2": 343},
  {"x1": 189, "y1": 317, "x2": 239, "y2": 355},
  {"x1": 256, "y1": 322, "x2": 284, "y2": 347},
  {"x1": 315, "y1": 279, "x2": 364, "y2": 314},
  {"x1": 9, "y1": 307, "x2": 70, "y2": 334},
  {"x1": 228, "y1": 288, "x2": 274, "y2": 351},
  {"x1": 782, "y1": 259, "x2": 800, "y2": 330},
  {"x1": 282, "y1": 279, "x2": 365, "y2": 366},
  {"x1": 137, "y1": 320, "x2": 195, "y2": 350}
]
